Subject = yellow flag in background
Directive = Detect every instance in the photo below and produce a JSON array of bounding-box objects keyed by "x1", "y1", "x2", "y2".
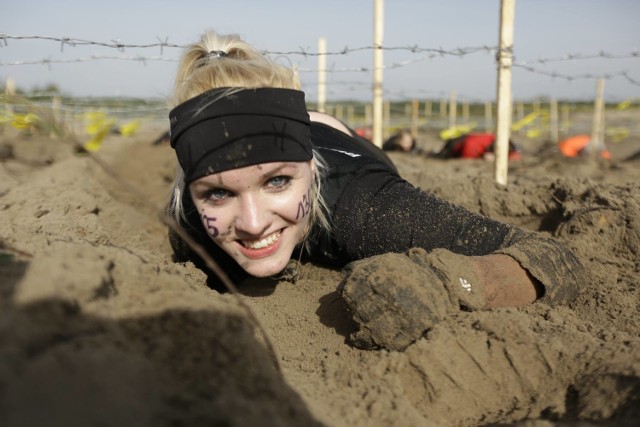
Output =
[
  {"x1": 439, "y1": 122, "x2": 477, "y2": 140},
  {"x1": 83, "y1": 111, "x2": 116, "y2": 152},
  {"x1": 11, "y1": 113, "x2": 40, "y2": 130},
  {"x1": 119, "y1": 119, "x2": 141, "y2": 137}
]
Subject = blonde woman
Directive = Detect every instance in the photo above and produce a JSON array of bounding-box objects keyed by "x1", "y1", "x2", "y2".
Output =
[{"x1": 167, "y1": 31, "x2": 586, "y2": 350}]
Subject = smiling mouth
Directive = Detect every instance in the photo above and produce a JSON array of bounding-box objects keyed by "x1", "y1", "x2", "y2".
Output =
[{"x1": 240, "y1": 230, "x2": 282, "y2": 250}]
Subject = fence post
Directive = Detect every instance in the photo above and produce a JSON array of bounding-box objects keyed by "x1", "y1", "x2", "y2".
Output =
[
  {"x1": 372, "y1": 0, "x2": 384, "y2": 148},
  {"x1": 317, "y1": 37, "x2": 327, "y2": 113},
  {"x1": 462, "y1": 100, "x2": 470, "y2": 125},
  {"x1": 561, "y1": 104, "x2": 570, "y2": 135},
  {"x1": 51, "y1": 96, "x2": 61, "y2": 138},
  {"x1": 347, "y1": 105, "x2": 355, "y2": 127},
  {"x1": 448, "y1": 90, "x2": 457, "y2": 129},
  {"x1": 383, "y1": 100, "x2": 391, "y2": 139},
  {"x1": 5, "y1": 77, "x2": 16, "y2": 115},
  {"x1": 494, "y1": 0, "x2": 516, "y2": 186},
  {"x1": 549, "y1": 98, "x2": 559, "y2": 144},
  {"x1": 440, "y1": 97, "x2": 447, "y2": 118},
  {"x1": 411, "y1": 99, "x2": 419, "y2": 137},
  {"x1": 485, "y1": 101, "x2": 493, "y2": 131},
  {"x1": 424, "y1": 100, "x2": 432, "y2": 117},
  {"x1": 335, "y1": 104, "x2": 344, "y2": 122},
  {"x1": 590, "y1": 78, "x2": 606, "y2": 158}
]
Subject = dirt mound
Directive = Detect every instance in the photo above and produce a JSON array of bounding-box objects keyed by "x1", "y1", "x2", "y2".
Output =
[{"x1": 1, "y1": 126, "x2": 638, "y2": 426}]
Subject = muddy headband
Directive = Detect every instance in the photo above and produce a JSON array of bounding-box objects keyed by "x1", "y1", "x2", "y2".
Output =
[{"x1": 169, "y1": 87, "x2": 312, "y2": 184}]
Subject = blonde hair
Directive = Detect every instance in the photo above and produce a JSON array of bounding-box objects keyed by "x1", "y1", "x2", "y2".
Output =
[
  {"x1": 172, "y1": 31, "x2": 301, "y2": 106},
  {"x1": 168, "y1": 30, "x2": 331, "y2": 248}
]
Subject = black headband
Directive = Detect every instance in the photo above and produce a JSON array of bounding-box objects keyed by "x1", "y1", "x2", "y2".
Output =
[{"x1": 169, "y1": 87, "x2": 313, "y2": 184}]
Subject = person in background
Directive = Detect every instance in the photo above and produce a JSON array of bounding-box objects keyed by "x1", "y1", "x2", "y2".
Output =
[
  {"x1": 558, "y1": 134, "x2": 611, "y2": 160},
  {"x1": 166, "y1": 30, "x2": 586, "y2": 350},
  {"x1": 382, "y1": 129, "x2": 417, "y2": 152},
  {"x1": 433, "y1": 132, "x2": 521, "y2": 160}
]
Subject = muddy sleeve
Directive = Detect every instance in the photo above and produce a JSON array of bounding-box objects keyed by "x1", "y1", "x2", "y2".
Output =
[{"x1": 332, "y1": 170, "x2": 586, "y2": 302}]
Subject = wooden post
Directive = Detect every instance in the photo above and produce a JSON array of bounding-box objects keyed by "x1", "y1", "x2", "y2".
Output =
[
  {"x1": 347, "y1": 105, "x2": 355, "y2": 127},
  {"x1": 383, "y1": 100, "x2": 391, "y2": 140},
  {"x1": 561, "y1": 104, "x2": 570, "y2": 135},
  {"x1": 317, "y1": 37, "x2": 327, "y2": 113},
  {"x1": 448, "y1": 90, "x2": 457, "y2": 129},
  {"x1": 485, "y1": 101, "x2": 493, "y2": 131},
  {"x1": 411, "y1": 99, "x2": 419, "y2": 138},
  {"x1": 494, "y1": 0, "x2": 516, "y2": 186},
  {"x1": 51, "y1": 96, "x2": 62, "y2": 138},
  {"x1": 372, "y1": 0, "x2": 384, "y2": 148},
  {"x1": 462, "y1": 100, "x2": 470, "y2": 125},
  {"x1": 590, "y1": 78, "x2": 605, "y2": 158},
  {"x1": 5, "y1": 77, "x2": 15, "y2": 115},
  {"x1": 335, "y1": 104, "x2": 344, "y2": 122},
  {"x1": 439, "y1": 97, "x2": 447, "y2": 117},
  {"x1": 549, "y1": 98, "x2": 559, "y2": 144},
  {"x1": 423, "y1": 100, "x2": 431, "y2": 130}
]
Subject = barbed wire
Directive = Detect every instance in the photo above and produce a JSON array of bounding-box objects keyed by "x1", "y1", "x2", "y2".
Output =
[
  {"x1": 2, "y1": 33, "x2": 639, "y2": 91},
  {"x1": 4, "y1": 54, "x2": 637, "y2": 88},
  {"x1": 0, "y1": 34, "x2": 180, "y2": 54},
  {"x1": 512, "y1": 64, "x2": 640, "y2": 86},
  {"x1": 3, "y1": 32, "x2": 639, "y2": 63}
]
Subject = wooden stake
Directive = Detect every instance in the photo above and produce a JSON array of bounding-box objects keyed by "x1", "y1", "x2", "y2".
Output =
[
  {"x1": 317, "y1": 37, "x2": 327, "y2": 113},
  {"x1": 494, "y1": 0, "x2": 515, "y2": 186},
  {"x1": 372, "y1": 0, "x2": 384, "y2": 148},
  {"x1": 549, "y1": 98, "x2": 559, "y2": 144},
  {"x1": 590, "y1": 78, "x2": 605, "y2": 158},
  {"x1": 411, "y1": 99, "x2": 419, "y2": 137},
  {"x1": 448, "y1": 90, "x2": 457, "y2": 129}
]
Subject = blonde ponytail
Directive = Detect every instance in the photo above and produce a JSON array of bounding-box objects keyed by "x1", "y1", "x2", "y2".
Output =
[{"x1": 172, "y1": 30, "x2": 300, "y2": 106}]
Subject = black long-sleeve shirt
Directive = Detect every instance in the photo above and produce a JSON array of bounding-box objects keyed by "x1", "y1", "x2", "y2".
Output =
[{"x1": 171, "y1": 121, "x2": 585, "y2": 302}]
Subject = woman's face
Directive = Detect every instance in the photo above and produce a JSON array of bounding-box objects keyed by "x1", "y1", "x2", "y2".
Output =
[{"x1": 189, "y1": 160, "x2": 314, "y2": 278}]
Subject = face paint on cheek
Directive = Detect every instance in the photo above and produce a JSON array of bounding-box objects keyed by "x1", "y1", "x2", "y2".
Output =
[
  {"x1": 296, "y1": 187, "x2": 313, "y2": 220},
  {"x1": 201, "y1": 214, "x2": 219, "y2": 238}
]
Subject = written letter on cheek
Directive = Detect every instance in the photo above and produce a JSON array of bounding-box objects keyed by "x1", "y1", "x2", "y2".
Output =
[
  {"x1": 296, "y1": 188, "x2": 312, "y2": 220},
  {"x1": 202, "y1": 214, "x2": 219, "y2": 237}
]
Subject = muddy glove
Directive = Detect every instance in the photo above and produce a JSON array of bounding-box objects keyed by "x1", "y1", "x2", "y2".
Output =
[{"x1": 339, "y1": 248, "x2": 485, "y2": 352}]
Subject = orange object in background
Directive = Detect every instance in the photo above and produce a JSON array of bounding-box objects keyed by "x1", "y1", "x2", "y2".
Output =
[
  {"x1": 558, "y1": 134, "x2": 611, "y2": 159},
  {"x1": 559, "y1": 135, "x2": 590, "y2": 157}
]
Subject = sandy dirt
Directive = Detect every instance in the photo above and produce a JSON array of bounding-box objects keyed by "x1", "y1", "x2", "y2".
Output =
[{"x1": 0, "y1": 116, "x2": 639, "y2": 426}]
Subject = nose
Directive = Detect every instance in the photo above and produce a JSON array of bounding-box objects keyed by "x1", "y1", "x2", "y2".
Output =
[{"x1": 234, "y1": 193, "x2": 271, "y2": 236}]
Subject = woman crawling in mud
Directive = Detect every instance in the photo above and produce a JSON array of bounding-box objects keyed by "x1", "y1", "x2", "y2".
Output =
[{"x1": 166, "y1": 30, "x2": 587, "y2": 350}]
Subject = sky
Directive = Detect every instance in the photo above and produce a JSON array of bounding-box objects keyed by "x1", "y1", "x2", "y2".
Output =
[{"x1": 2, "y1": 0, "x2": 639, "y2": 103}]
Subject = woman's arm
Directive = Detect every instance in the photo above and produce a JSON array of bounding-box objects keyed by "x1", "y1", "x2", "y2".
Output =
[{"x1": 333, "y1": 170, "x2": 585, "y2": 306}]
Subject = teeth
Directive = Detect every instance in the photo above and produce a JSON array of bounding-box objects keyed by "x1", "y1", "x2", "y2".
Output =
[{"x1": 242, "y1": 231, "x2": 281, "y2": 249}]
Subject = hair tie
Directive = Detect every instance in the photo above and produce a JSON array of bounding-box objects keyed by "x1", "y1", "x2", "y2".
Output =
[{"x1": 207, "y1": 50, "x2": 228, "y2": 59}]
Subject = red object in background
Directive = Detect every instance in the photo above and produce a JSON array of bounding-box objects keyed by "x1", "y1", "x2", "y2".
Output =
[
  {"x1": 444, "y1": 133, "x2": 521, "y2": 160},
  {"x1": 454, "y1": 133, "x2": 495, "y2": 158}
]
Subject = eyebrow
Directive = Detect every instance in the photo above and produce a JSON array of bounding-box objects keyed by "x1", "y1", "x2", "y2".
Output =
[{"x1": 259, "y1": 162, "x2": 298, "y2": 179}]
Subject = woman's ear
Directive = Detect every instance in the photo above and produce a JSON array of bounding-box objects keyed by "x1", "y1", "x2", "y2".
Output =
[{"x1": 309, "y1": 159, "x2": 316, "y2": 177}]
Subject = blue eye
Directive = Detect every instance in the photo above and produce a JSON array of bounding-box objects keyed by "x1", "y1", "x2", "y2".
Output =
[
  {"x1": 205, "y1": 188, "x2": 231, "y2": 201},
  {"x1": 266, "y1": 176, "x2": 291, "y2": 189}
]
